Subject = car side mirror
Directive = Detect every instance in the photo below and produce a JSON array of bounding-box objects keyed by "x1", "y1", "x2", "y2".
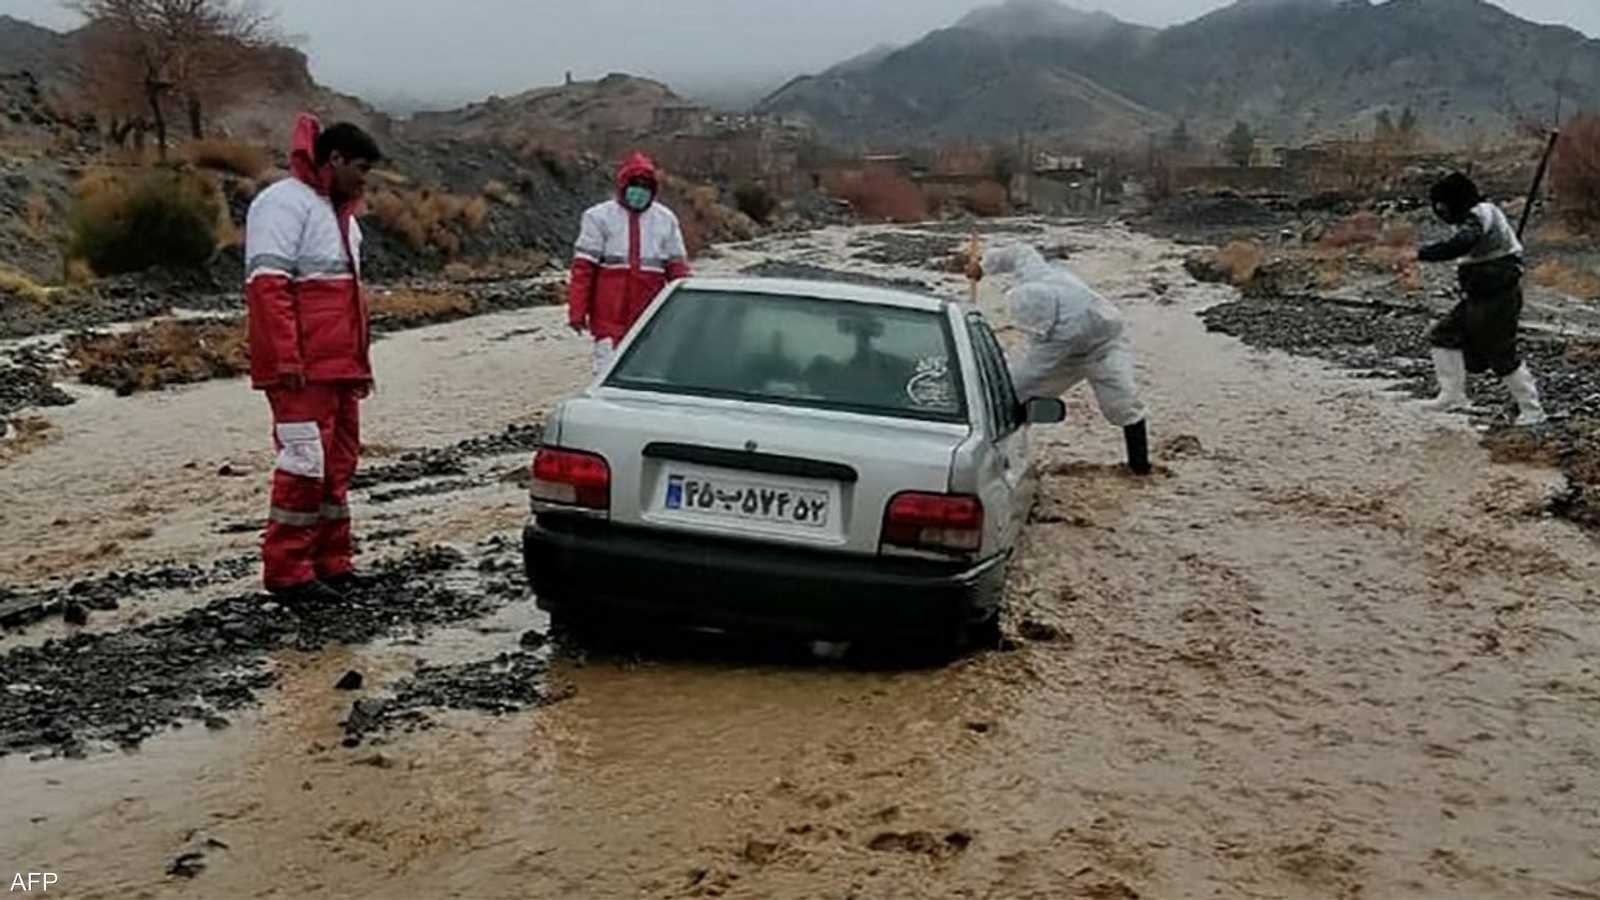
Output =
[{"x1": 1022, "y1": 397, "x2": 1066, "y2": 424}]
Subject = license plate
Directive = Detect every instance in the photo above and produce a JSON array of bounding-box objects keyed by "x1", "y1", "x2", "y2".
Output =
[{"x1": 664, "y1": 474, "x2": 830, "y2": 528}]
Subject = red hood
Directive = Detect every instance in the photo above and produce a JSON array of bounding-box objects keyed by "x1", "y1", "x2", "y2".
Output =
[
  {"x1": 289, "y1": 113, "x2": 327, "y2": 192},
  {"x1": 615, "y1": 151, "x2": 658, "y2": 203}
]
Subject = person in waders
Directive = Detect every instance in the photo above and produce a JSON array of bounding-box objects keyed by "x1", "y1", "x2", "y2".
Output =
[
  {"x1": 1415, "y1": 172, "x2": 1546, "y2": 426},
  {"x1": 969, "y1": 244, "x2": 1152, "y2": 475}
]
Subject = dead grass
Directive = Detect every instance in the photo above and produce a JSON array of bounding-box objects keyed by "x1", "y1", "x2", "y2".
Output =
[
  {"x1": 368, "y1": 188, "x2": 491, "y2": 257},
  {"x1": 440, "y1": 252, "x2": 551, "y2": 283},
  {"x1": 1322, "y1": 212, "x2": 1383, "y2": 248},
  {"x1": 660, "y1": 175, "x2": 757, "y2": 258},
  {"x1": 23, "y1": 192, "x2": 52, "y2": 240},
  {"x1": 482, "y1": 179, "x2": 521, "y2": 207},
  {"x1": 1566, "y1": 341, "x2": 1600, "y2": 366},
  {"x1": 67, "y1": 318, "x2": 249, "y2": 395},
  {"x1": 1531, "y1": 219, "x2": 1595, "y2": 251},
  {"x1": 373, "y1": 169, "x2": 412, "y2": 187},
  {"x1": 1532, "y1": 260, "x2": 1600, "y2": 299},
  {"x1": 0, "y1": 416, "x2": 59, "y2": 466},
  {"x1": 0, "y1": 265, "x2": 53, "y2": 303},
  {"x1": 64, "y1": 258, "x2": 95, "y2": 286},
  {"x1": 369, "y1": 288, "x2": 475, "y2": 328},
  {"x1": 184, "y1": 140, "x2": 273, "y2": 179},
  {"x1": 1217, "y1": 240, "x2": 1264, "y2": 285}
]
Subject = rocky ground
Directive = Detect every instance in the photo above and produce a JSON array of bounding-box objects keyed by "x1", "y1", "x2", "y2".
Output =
[{"x1": 1, "y1": 220, "x2": 1598, "y2": 899}]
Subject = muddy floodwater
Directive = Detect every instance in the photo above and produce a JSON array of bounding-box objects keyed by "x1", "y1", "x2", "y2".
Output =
[{"x1": 3, "y1": 222, "x2": 1599, "y2": 899}]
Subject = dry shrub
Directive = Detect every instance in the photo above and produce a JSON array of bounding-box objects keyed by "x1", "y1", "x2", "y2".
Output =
[
  {"x1": 826, "y1": 170, "x2": 927, "y2": 223},
  {"x1": 1531, "y1": 219, "x2": 1592, "y2": 250},
  {"x1": 0, "y1": 416, "x2": 58, "y2": 465},
  {"x1": 1566, "y1": 341, "x2": 1600, "y2": 366},
  {"x1": 369, "y1": 288, "x2": 475, "y2": 328},
  {"x1": 64, "y1": 258, "x2": 95, "y2": 286},
  {"x1": 1532, "y1": 260, "x2": 1600, "y2": 298},
  {"x1": 1217, "y1": 240, "x2": 1264, "y2": 285},
  {"x1": 1322, "y1": 212, "x2": 1383, "y2": 248},
  {"x1": 482, "y1": 179, "x2": 521, "y2": 207},
  {"x1": 1379, "y1": 221, "x2": 1416, "y2": 247},
  {"x1": 23, "y1": 192, "x2": 52, "y2": 239},
  {"x1": 1363, "y1": 244, "x2": 1416, "y2": 272},
  {"x1": 966, "y1": 181, "x2": 1009, "y2": 218},
  {"x1": 1315, "y1": 256, "x2": 1347, "y2": 290},
  {"x1": 660, "y1": 175, "x2": 757, "y2": 258},
  {"x1": 440, "y1": 252, "x2": 551, "y2": 283},
  {"x1": 70, "y1": 169, "x2": 220, "y2": 275},
  {"x1": 462, "y1": 195, "x2": 490, "y2": 229},
  {"x1": 733, "y1": 182, "x2": 778, "y2": 225},
  {"x1": 67, "y1": 318, "x2": 249, "y2": 395},
  {"x1": 0, "y1": 265, "x2": 53, "y2": 303},
  {"x1": 368, "y1": 187, "x2": 489, "y2": 257},
  {"x1": 1553, "y1": 114, "x2": 1600, "y2": 229},
  {"x1": 184, "y1": 140, "x2": 272, "y2": 179}
]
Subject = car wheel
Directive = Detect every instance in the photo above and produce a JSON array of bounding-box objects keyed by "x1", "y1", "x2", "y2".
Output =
[{"x1": 965, "y1": 612, "x2": 1004, "y2": 652}]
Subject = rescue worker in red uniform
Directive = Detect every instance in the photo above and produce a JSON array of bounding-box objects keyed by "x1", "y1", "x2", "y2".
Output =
[
  {"x1": 568, "y1": 152, "x2": 691, "y2": 374},
  {"x1": 244, "y1": 116, "x2": 383, "y2": 603}
]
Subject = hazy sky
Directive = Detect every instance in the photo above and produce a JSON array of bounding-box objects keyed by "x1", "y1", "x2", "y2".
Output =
[{"x1": 3, "y1": 0, "x2": 1597, "y2": 107}]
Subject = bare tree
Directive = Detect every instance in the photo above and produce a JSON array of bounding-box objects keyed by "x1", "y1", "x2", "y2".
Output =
[{"x1": 68, "y1": 0, "x2": 279, "y2": 157}]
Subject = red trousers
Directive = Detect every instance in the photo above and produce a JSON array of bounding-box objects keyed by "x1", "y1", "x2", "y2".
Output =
[{"x1": 262, "y1": 384, "x2": 363, "y2": 590}]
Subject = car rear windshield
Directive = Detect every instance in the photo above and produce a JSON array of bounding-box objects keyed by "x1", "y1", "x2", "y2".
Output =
[{"x1": 606, "y1": 289, "x2": 966, "y2": 422}]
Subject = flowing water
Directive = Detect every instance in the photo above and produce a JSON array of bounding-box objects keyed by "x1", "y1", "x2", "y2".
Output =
[{"x1": 2, "y1": 222, "x2": 1597, "y2": 899}]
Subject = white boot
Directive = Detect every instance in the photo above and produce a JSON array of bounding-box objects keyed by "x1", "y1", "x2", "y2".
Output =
[
  {"x1": 1503, "y1": 365, "x2": 1547, "y2": 427},
  {"x1": 1418, "y1": 348, "x2": 1470, "y2": 412}
]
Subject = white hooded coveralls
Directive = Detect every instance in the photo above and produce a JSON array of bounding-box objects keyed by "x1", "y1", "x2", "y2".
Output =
[{"x1": 982, "y1": 244, "x2": 1146, "y2": 427}]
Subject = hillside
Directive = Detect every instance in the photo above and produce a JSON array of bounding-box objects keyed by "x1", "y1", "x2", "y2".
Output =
[
  {"x1": 760, "y1": 0, "x2": 1600, "y2": 144},
  {"x1": 759, "y1": 20, "x2": 1169, "y2": 146},
  {"x1": 405, "y1": 74, "x2": 688, "y2": 143}
]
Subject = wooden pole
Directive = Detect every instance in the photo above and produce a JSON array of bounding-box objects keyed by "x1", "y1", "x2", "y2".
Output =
[{"x1": 1518, "y1": 130, "x2": 1561, "y2": 240}]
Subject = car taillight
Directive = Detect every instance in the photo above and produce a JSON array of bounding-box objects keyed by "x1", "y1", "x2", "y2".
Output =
[
  {"x1": 882, "y1": 492, "x2": 983, "y2": 554},
  {"x1": 531, "y1": 448, "x2": 610, "y2": 510}
]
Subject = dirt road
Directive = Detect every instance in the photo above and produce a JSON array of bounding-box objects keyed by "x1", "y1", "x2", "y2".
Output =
[{"x1": 3, "y1": 222, "x2": 1598, "y2": 899}]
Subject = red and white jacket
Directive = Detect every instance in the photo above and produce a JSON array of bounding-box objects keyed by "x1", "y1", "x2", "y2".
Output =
[
  {"x1": 568, "y1": 152, "x2": 691, "y2": 342},
  {"x1": 244, "y1": 114, "x2": 371, "y2": 389}
]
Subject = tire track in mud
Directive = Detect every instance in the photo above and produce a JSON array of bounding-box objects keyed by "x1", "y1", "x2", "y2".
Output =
[{"x1": 0, "y1": 539, "x2": 551, "y2": 760}]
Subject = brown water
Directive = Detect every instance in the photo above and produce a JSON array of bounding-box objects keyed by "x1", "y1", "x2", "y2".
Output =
[{"x1": 3, "y1": 223, "x2": 1599, "y2": 899}]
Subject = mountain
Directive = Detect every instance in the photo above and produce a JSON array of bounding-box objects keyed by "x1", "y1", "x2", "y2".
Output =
[
  {"x1": 0, "y1": 14, "x2": 74, "y2": 89},
  {"x1": 406, "y1": 74, "x2": 689, "y2": 142},
  {"x1": 759, "y1": 0, "x2": 1600, "y2": 145},
  {"x1": 956, "y1": 0, "x2": 1153, "y2": 43},
  {"x1": 758, "y1": 4, "x2": 1168, "y2": 145}
]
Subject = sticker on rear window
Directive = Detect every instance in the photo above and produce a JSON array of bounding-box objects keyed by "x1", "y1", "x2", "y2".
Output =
[{"x1": 906, "y1": 356, "x2": 956, "y2": 409}]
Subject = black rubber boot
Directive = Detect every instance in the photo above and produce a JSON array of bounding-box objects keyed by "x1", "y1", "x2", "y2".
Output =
[
  {"x1": 1124, "y1": 420, "x2": 1151, "y2": 476},
  {"x1": 270, "y1": 579, "x2": 346, "y2": 612}
]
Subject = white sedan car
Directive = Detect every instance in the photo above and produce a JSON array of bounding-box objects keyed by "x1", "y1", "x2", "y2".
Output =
[{"x1": 522, "y1": 277, "x2": 1063, "y2": 655}]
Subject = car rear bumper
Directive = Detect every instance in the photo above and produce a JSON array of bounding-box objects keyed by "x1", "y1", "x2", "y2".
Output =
[{"x1": 523, "y1": 515, "x2": 1004, "y2": 640}]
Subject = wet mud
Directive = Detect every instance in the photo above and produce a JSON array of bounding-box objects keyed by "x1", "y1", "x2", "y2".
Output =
[
  {"x1": 1201, "y1": 294, "x2": 1600, "y2": 529},
  {"x1": 0, "y1": 555, "x2": 255, "y2": 632},
  {"x1": 0, "y1": 541, "x2": 529, "y2": 760}
]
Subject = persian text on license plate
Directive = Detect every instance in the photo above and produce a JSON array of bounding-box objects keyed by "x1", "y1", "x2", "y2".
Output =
[{"x1": 664, "y1": 475, "x2": 829, "y2": 528}]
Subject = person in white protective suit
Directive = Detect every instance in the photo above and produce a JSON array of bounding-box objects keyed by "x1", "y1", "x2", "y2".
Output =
[{"x1": 971, "y1": 243, "x2": 1151, "y2": 475}]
